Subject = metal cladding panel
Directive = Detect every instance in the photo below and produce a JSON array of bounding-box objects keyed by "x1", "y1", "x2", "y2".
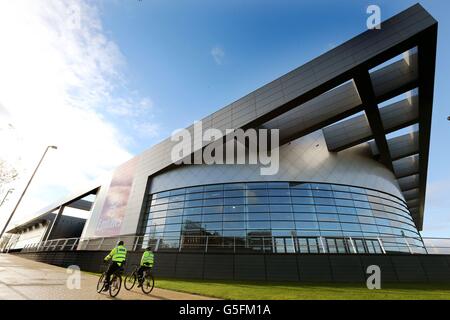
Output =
[
  {"x1": 329, "y1": 255, "x2": 366, "y2": 282},
  {"x1": 149, "y1": 130, "x2": 404, "y2": 200},
  {"x1": 153, "y1": 253, "x2": 177, "y2": 278},
  {"x1": 175, "y1": 254, "x2": 204, "y2": 279},
  {"x1": 234, "y1": 255, "x2": 266, "y2": 281},
  {"x1": 393, "y1": 154, "x2": 419, "y2": 178},
  {"x1": 297, "y1": 255, "x2": 333, "y2": 282},
  {"x1": 371, "y1": 58, "x2": 417, "y2": 98},
  {"x1": 390, "y1": 256, "x2": 428, "y2": 282},
  {"x1": 419, "y1": 256, "x2": 450, "y2": 282},
  {"x1": 359, "y1": 255, "x2": 399, "y2": 282},
  {"x1": 203, "y1": 254, "x2": 234, "y2": 280},
  {"x1": 380, "y1": 96, "x2": 419, "y2": 131},
  {"x1": 265, "y1": 255, "x2": 299, "y2": 281},
  {"x1": 388, "y1": 131, "x2": 420, "y2": 160},
  {"x1": 27, "y1": 4, "x2": 436, "y2": 238}
]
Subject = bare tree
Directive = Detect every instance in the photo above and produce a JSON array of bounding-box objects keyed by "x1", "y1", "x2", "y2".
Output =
[{"x1": 0, "y1": 159, "x2": 18, "y2": 191}]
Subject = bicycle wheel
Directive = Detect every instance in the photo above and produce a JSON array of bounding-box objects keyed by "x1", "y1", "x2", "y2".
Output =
[
  {"x1": 124, "y1": 272, "x2": 136, "y2": 290},
  {"x1": 141, "y1": 273, "x2": 154, "y2": 294},
  {"x1": 96, "y1": 273, "x2": 106, "y2": 293},
  {"x1": 109, "y1": 274, "x2": 122, "y2": 297}
]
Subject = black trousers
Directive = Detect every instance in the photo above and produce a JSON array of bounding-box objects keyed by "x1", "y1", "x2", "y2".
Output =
[
  {"x1": 137, "y1": 265, "x2": 151, "y2": 280},
  {"x1": 105, "y1": 261, "x2": 122, "y2": 284}
]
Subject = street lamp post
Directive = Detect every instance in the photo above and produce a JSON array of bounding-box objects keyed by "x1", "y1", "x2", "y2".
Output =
[
  {"x1": 0, "y1": 146, "x2": 57, "y2": 240},
  {"x1": 0, "y1": 189, "x2": 14, "y2": 207}
]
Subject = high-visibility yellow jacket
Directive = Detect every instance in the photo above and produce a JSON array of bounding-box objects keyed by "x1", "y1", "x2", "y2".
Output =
[
  {"x1": 140, "y1": 250, "x2": 154, "y2": 267},
  {"x1": 105, "y1": 245, "x2": 127, "y2": 266}
]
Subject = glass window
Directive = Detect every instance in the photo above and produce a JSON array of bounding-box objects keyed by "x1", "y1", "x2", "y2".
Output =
[
  {"x1": 337, "y1": 206, "x2": 356, "y2": 214},
  {"x1": 223, "y1": 221, "x2": 245, "y2": 230},
  {"x1": 339, "y1": 215, "x2": 359, "y2": 223},
  {"x1": 290, "y1": 182, "x2": 311, "y2": 189},
  {"x1": 186, "y1": 186, "x2": 203, "y2": 193},
  {"x1": 294, "y1": 213, "x2": 317, "y2": 221},
  {"x1": 341, "y1": 223, "x2": 361, "y2": 231},
  {"x1": 354, "y1": 200, "x2": 371, "y2": 209},
  {"x1": 296, "y1": 221, "x2": 319, "y2": 230},
  {"x1": 311, "y1": 183, "x2": 332, "y2": 191},
  {"x1": 184, "y1": 207, "x2": 202, "y2": 216},
  {"x1": 335, "y1": 199, "x2": 354, "y2": 207},
  {"x1": 271, "y1": 212, "x2": 294, "y2": 220},
  {"x1": 185, "y1": 193, "x2": 203, "y2": 200},
  {"x1": 246, "y1": 189, "x2": 268, "y2": 197},
  {"x1": 202, "y1": 206, "x2": 223, "y2": 214},
  {"x1": 224, "y1": 197, "x2": 245, "y2": 205},
  {"x1": 169, "y1": 194, "x2": 185, "y2": 202},
  {"x1": 291, "y1": 197, "x2": 314, "y2": 204},
  {"x1": 317, "y1": 214, "x2": 339, "y2": 222},
  {"x1": 184, "y1": 199, "x2": 203, "y2": 208},
  {"x1": 224, "y1": 205, "x2": 245, "y2": 213},
  {"x1": 314, "y1": 197, "x2": 335, "y2": 205},
  {"x1": 168, "y1": 202, "x2": 183, "y2": 209},
  {"x1": 315, "y1": 205, "x2": 337, "y2": 213},
  {"x1": 361, "y1": 224, "x2": 378, "y2": 232},
  {"x1": 290, "y1": 189, "x2": 312, "y2": 197},
  {"x1": 247, "y1": 221, "x2": 271, "y2": 229},
  {"x1": 166, "y1": 209, "x2": 183, "y2": 217},
  {"x1": 203, "y1": 198, "x2": 223, "y2": 206},
  {"x1": 224, "y1": 190, "x2": 245, "y2": 198},
  {"x1": 356, "y1": 208, "x2": 372, "y2": 216},
  {"x1": 333, "y1": 191, "x2": 352, "y2": 199},
  {"x1": 331, "y1": 184, "x2": 350, "y2": 192},
  {"x1": 204, "y1": 190, "x2": 223, "y2": 199},
  {"x1": 223, "y1": 213, "x2": 246, "y2": 221},
  {"x1": 246, "y1": 196, "x2": 269, "y2": 205},
  {"x1": 359, "y1": 216, "x2": 376, "y2": 224},
  {"x1": 269, "y1": 189, "x2": 290, "y2": 197},
  {"x1": 293, "y1": 205, "x2": 315, "y2": 212},
  {"x1": 202, "y1": 214, "x2": 222, "y2": 222},
  {"x1": 319, "y1": 222, "x2": 340, "y2": 230},
  {"x1": 313, "y1": 190, "x2": 333, "y2": 198},
  {"x1": 269, "y1": 196, "x2": 291, "y2": 204},
  {"x1": 203, "y1": 222, "x2": 222, "y2": 231},
  {"x1": 204, "y1": 184, "x2": 223, "y2": 192},
  {"x1": 246, "y1": 182, "x2": 267, "y2": 189},
  {"x1": 270, "y1": 204, "x2": 292, "y2": 212},
  {"x1": 271, "y1": 221, "x2": 295, "y2": 229},
  {"x1": 164, "y1": 224, "x2": 181, "y2": 232},
  {"x1": 248, "y1": 205, "x2": 269, "y2": 213},
  {"x1": 224, "y1": 183, "x2": 246, "y2": 190},
  {"x1": 247, "y1": 212, "x2": 270, "y2": 221},
  {"x1": 183, "y1": 215, "x2": 202, "y2": 223},
  {"x1": 165, "y1": 216, "x2": 182, "y2": 224},
  {"x1": 269, "y1": 182, "x2": 290, "y2": 189}
]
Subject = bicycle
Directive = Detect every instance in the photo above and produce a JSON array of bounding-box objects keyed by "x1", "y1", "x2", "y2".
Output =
[
  {"x1": 124, "y1": 264, "x2": 155, "y2": 294},
  {"x1": 96, "y1": 260, "x2": 126, "y2": 297}
]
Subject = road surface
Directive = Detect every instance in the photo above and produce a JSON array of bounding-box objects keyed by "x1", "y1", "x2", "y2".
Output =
[{"x1": 0, "y1": 254, "x2": 215, "y2": 300}]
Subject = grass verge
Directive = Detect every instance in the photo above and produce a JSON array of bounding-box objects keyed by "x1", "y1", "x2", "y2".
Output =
[{"x1": 154, "y1": 278, "x2": 450, "y2": 300}]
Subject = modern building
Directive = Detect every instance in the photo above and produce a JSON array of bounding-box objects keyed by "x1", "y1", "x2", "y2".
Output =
[{"x1": 4, "y1": 4, "x2": 438, "y2": 264}]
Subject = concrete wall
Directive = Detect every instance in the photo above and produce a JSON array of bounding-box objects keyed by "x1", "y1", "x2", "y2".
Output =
[{"x1": 13, "y1": 251, "x2": 450, "y2": 283}]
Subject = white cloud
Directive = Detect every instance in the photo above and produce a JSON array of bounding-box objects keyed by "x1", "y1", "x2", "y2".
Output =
[
  {"x1": 0, "y1": 1, "x2": 156, "y2": 227},
  {"x1": 211, "y1": 45, "x2": 225, "y2": 65}
]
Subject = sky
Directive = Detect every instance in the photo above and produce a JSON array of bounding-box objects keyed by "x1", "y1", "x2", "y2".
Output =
[{"x1": 0, "y1": 0, "x2": 449, "y2": 237}]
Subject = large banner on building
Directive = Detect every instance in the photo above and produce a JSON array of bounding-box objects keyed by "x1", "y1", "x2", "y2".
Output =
[{"x1": 94, "y1": 157, "x2": 139, "y2": 237}]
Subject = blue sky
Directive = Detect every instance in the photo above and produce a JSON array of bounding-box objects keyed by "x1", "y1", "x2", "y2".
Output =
[
  {"x1": 0, "y1": 1, "x2": 448, "y2": 237},
  {"x1": 98, "y1": 0, "x2": 450, "y2": 236}
]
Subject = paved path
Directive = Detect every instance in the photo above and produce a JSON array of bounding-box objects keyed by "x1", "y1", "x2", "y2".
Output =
[{"x1": 0, "y1": 254, "x2": 215, "y2": 300}]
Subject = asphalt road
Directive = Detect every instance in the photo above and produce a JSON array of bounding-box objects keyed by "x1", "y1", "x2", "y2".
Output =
[{"x1": 0, "y1": 254, "x2": 214, "y2": 300}]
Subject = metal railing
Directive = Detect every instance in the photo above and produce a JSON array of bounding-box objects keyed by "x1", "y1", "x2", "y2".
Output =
[{"x1": 13, "y1": 234, "x2": 450, "y2": 255}]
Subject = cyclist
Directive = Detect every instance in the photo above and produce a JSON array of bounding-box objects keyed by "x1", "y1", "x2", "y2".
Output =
[
  {"x1": 103, "y1": 240, "x2": 127, "y2": 291},
  {"x1": 137, "y1": 247, "x2": 154, "y2": 287}
]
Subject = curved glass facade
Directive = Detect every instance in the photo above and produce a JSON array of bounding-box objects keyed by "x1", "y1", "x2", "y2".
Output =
[{"x1": 139, "y1": 182, "x2": 426, "y2": 254}]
